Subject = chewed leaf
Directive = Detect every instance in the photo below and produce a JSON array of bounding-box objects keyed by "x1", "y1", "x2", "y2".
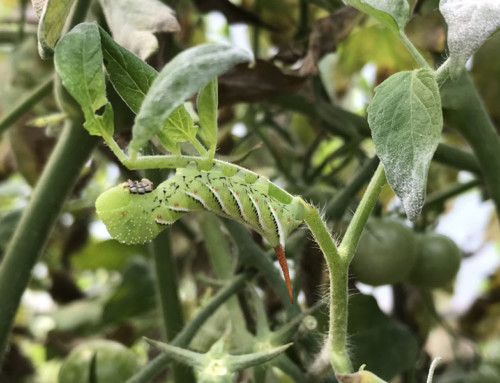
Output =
[
  {"x1": 54, "y1": 23, "x2": 111, "y2": 136},
  {"x1": 197, "y1": 78, "x2": 218, "y2": 152},
  {"x1": 346, "y1": 0, "x2": 410, "y2": 32},
  {"x1": 162, "y1": 105, "x2": 197, "y2": 143},
  {"x1": 367, "y1": 69, "x2": 442, "y2": 220},
  {"x1": 440, "y1": 0, "x2": 500, "y2": 78},
  {"x1": 131, "y1": 43, "x2": 253, "y2": 151}
]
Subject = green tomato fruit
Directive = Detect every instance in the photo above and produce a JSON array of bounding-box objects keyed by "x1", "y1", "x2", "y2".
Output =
[
  {"x1": 58, "y1": 339, "x2": 140, "y2": 383},
  {"x1": 351, "y1": 218, "x2": 417, "y2": 286},
  {"x1": 408, "y1": 233, "x2": 462, "y2": 288}
]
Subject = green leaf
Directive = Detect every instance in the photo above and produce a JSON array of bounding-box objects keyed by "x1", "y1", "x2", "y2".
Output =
[
  {"x1": 71, "y1": 240, "x2": 147, "y2": 270},
  {"x1": 36, "y1": 0, "x2": 75, "y2": 59},
  {"x1": 346, "y1": 0, "x2": 409, "y2": 32},
  {"x1": 157, "y1": 130, "x2": 181, "y2": 155},
  {"x1": 101, "y1": 258, "x2": 156, "y2": 324},
  {"x1": 162, "y1": 105, "x2": 197, "y2": 143},
  {"x1": 54, "y1": 23, "x2": 110, "y2": 136},
  {"x1": 348, "y1": 294, "x2": 418, "y2": 380},
  {"x1": 98, "y1": 26, "x2": 158, "y2": 113},
  {"x1": 131, "y1": 43, "x2": 253, "y2": 151},
  {"x1": 197, "y1": 78, "x2": 218, "y2": 151},
  {"x1": 367, "y1": 69, "x2": 442, "y2": 220}
]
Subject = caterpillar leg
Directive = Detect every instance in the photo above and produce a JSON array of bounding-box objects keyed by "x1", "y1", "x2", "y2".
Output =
[{"x1": 273, "y1": 245, "x2": 293, "y2": 303}]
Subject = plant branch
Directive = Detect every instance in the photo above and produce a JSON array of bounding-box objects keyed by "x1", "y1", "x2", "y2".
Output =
[
  {"x1": 338, "y1": 163, "x2": 386, "y2": 262},
  {"x1": 0, "y1": 74, "x2": 53, "y2": 135},
  {"x1": 398, "y1": 31, "x2": 433, "y2": 71},
  {"x1": 0, "y1": 118, "x2": 98, "y2": 358},
  {"x1": 126, "y1": 269, "x2": 257, "y2": 383}
]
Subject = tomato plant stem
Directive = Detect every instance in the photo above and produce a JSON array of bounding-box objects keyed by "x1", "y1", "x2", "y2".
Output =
[
  {"x1": 0, "y1": 74, "x2": 53, "y2": 135},
  {"x1": 126, "y1": 270, "x2": 257, "y2": 383},
  {"x1": 339, "y1": 163, "x2": 386, "y2": 262},
  {"x1": 0, "y1": 118, "x2": 98, "y2": 358}
]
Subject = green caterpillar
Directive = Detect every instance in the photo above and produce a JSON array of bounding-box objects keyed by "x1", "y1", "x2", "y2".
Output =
[{"x1": 95, "y1": 164, "x2": 306, "y2": 302}]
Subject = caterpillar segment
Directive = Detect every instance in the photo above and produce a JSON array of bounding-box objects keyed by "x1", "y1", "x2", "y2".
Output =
[{"x1": 95, "y1": 166, "x2": 305, "y2": 302}]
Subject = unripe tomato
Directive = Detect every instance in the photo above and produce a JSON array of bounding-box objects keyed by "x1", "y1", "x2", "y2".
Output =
[
  {"x1": 408, "y1": 233, "x2": 461, "y2": 288},
  {"x1": 58, "y1": 339, "x2": 140, "y2": 383},
  {"x1": 351, "y1": 218, "x2": 417, "y2": 286}
]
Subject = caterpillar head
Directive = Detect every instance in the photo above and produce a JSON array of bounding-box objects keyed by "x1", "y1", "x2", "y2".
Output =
[{"x1": 95, "y1": 181, "x2": 164, "y2": 245}]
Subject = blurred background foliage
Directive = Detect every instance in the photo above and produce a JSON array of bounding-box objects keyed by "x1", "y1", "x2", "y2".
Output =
[{"x1": 0, "y1": 0, "x2": 499, "y2": 382}]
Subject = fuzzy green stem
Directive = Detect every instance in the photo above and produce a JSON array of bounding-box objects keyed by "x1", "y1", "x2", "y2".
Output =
[
  {"x1": 338, "y1": 163, "x2": 386, "y2": 261},
  {"x1": 0, "y1": 118, "x2": 98, "y2": 358},
  {"x1": 303, "y1": 206, "x2": 351, "y2": 373},
  {"x1": 398, "y1": 31, "x2": 433, "y2": 71},
  {"x1": 126, "y1": 270, "x2": 257, "y2": 383},
  {"x1": 191, "y1": 138, "x2": 208, "y2": 157},
  {"x1": 325, "y1": 156, "x2": 380, "y2": 220},
  {"x1": 0, "y1": 75, "x2": 54, "y2": 135}
]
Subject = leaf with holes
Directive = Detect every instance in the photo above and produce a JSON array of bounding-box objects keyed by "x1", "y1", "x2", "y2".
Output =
[{"x1": 367, "y1": 69, "x2": 442, "y2": 220}]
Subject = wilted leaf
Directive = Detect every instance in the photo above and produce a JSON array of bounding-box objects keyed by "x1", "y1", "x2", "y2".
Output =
[
  {"x1": 131, "y1": 43, "x2": 253, "y2": 151},
  {"x1": 219, "y1": 59, "x2": 306, "y2": 106},
  {"x1": 99, "y1": 0, "x2": 180, "y2": 60},
  {"x1": 54, "y1": 23, "x2": 112, "y2": 137},
  {"x1": 35, "y1": 0, "x2": 75, "y2": 59},
  {"x1": 440, "y1": 0, "x2": 500, "y2": 78},
  {"x1": 299, "y1": 6, "x2": 360, "y2": 75},
  {"x1": 99, "y1": 26, "x2": 158, "y2": 114},
  {"x1": 367, "y1": 69, "x2": 442, "y2": 220}
]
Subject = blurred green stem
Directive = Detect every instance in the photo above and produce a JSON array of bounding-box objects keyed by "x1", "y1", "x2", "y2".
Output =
[
  {"x1": 0, "y1": 118, "x2": 98, "y2": 358},
  {"x1": 441, "y1": 72, "x2": 500, "y2": 218},
  {"x1": 0, "y1": 74, "x2": 53, "y2": 135},
  {"x1": 126, "y1": 270, "x2": 257, "y2": 383},
  {"x1": 199, "y1": 215, "x2": 252, "y2": 344}
]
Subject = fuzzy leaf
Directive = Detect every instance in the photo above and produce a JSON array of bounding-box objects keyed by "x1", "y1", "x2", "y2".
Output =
[
  {"x1": 346, "y1": 0, "x2": 409, "y2": 32},
  {"x1": 99, "y1": 0, "x2": 180, "y2": 60},
  {"x1": 131, "y1": 43, "x2": 253, "y2": 151},
  {"x1": 367, "y1": 69, "x2": 442, "y2": 220},
  {"x1": 197, "y1": 78, "x2": 218, "y2": 151},
  {"x1": 440, "y1": 0, "x2": 500, "y2": 79},
  {"x1": 36, "y1": 0, "x2": 75, "y2": 59},
  {"x1": 98, "y1": 26, "x2": 158, "y2": 114}
]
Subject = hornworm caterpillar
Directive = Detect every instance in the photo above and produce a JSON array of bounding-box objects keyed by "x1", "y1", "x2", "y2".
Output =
[{"x1": 95, "y1": 164, "x2": 306, "y2": 302}]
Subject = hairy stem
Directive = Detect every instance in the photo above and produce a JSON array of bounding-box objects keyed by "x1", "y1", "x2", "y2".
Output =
[
  {"x1": 303, "y1": 206, "x2": 351, "y2": 373},
  {"x1": 338, "y1": 163, "x2": 386, "y2": 262},
  {"x1": 398, "y1": 31, "x2": 433, "y2": 71},
  {"x1": 0, "y1": 118, "x2": 98, "y2": 357}
]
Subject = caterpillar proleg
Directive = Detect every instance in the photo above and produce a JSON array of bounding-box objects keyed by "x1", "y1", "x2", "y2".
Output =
[{"x1": 95, "y1": 164, "x2": 305, "y2": 302}]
